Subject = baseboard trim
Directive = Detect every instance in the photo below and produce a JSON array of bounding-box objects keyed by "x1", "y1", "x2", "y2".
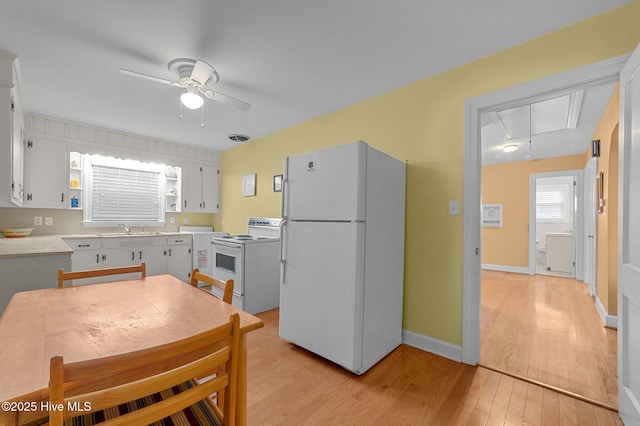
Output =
[
  {"x1": 482, "y1": 264, "x2": 530, "y2": 275},
  {"x1": 595, "y1": 296, "x2": 618, "y2": 329},
  {"x1": 402, "y1": 329, "x2": 462, "y2": 363}
]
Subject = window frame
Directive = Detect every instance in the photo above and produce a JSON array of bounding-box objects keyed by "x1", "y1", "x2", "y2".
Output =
[{"x1": 82, "y1": 155, "x2": 166, "y2": 228}]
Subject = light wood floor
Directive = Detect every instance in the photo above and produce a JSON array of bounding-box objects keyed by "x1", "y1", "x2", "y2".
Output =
[
  {"x1": 246, "y1": 308, "x2": 622, "y2": 425},
  {"x1": 480, "y1": 270, "x2": 618, "y2": 410}
]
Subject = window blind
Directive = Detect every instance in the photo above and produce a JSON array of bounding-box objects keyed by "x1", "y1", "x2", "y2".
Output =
[
  {"x1": 91, "y1": 164, "x2": 162, "y2": 222},
  {"x1": 536, "y1": 189, "x2": 566, "y2": 222}
]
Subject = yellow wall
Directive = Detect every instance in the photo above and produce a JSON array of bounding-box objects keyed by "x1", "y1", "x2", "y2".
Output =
[
  {"x1": 219, "y1": 2, "x2": 640, "y2": 346},
  {"x1": 481, "y1": 155, "x2": 587, "y2": 268},
  {"x1": 593, "y1": 85, "x2": 621, "y2": 316}
]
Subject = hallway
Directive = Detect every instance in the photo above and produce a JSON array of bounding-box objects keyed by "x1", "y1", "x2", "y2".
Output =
[{"x1": 480, "y1": 270, "x2": 617, "y2": 410}]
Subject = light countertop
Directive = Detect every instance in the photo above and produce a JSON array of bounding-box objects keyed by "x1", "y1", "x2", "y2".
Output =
[
  {"x1": 0, "y1": 232, "x2": 186, "y2": 258},
  {"x1": 0, "y1": 235, "x2": 73, "y2": 258}
]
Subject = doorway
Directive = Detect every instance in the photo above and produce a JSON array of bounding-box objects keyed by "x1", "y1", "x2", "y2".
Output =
[
  {"x1": 462, "y1": 55, "x2": 627, "y2": 408},
  {"x1": 462, "y1": 54, "x2": 627, "y2": 365},
  {"x1": 531, "y1": 172, "x2": 579, "y2": 278}
]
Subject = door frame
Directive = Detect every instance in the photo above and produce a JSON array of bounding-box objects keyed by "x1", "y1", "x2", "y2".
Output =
[
  {"x1": 584, "y1": 156, "x2": 599, "y2": 296},
  {"x1": 528, "y1": 170, "x2": 583, "y2": 278},
  {"x1": 462, "y1": 54, "x2": 628, "y2": 365}
]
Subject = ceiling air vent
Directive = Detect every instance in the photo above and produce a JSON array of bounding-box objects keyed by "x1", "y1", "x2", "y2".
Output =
[{"x1": 228, "y1": 134, "x2": 250, "y2": 143}]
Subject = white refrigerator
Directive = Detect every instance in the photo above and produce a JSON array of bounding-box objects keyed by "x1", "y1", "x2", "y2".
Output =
[{"x1": 279, "y1": 141, "x2": 406, "y2": 374}]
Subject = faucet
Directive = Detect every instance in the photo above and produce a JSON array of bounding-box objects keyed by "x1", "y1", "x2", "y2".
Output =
[
  {"x1": 118, "y1": 223, "x2": 131, "y2": 235},
  {"x1": 140, "y1": 224, "x2": 145, "y2": 233}
]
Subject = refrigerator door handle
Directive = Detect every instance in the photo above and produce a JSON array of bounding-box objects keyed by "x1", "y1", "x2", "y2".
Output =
[
  {"x1": 281, "y1": 157, "x2": 289, "y2": 219},
  {"x1": 280, "y1": 219, "x2": 288, "y2": 284}
]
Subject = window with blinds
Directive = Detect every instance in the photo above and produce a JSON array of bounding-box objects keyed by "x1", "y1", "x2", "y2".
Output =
[
  {"x1": 536, "y1": 186, "x2": 568, "y2": 223},
  {"x1": 83, "y1": 155, "x2": 166, "y2": 226}
]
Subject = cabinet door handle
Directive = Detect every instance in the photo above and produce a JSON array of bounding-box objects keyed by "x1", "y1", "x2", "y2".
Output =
[
  {"x1": 168, "y1": 248, "x2": 172, "y2": 257},
  {"x1": 131, "y1": 251, "x2": 135, "y2": 261},
  {"x1": 202, "y1": 201, "x2": 205, "y2": 208},
  {"x1": 139, "y1": 251, "x2": 143, "y2": 260},
  {"x1": 61, "y1": 193, "x2": 64, "y2": 203},
  {"x1": 96, "y1": 254, "x2": 99, "y2": 263},
  {"x1": 184, "y1": 200, "x2": 187, "y2": 208},
  {"x1": 78, "y1": 244, "x2": 90, "y2": 248},
  {"x1": 102, "y1": 254, "x2": 107, "y2": 262}
]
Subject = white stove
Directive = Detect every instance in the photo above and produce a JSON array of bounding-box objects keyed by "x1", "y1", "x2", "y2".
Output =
[{"x1": 209, "y1": 218, "x2": 281, "y2": 314}]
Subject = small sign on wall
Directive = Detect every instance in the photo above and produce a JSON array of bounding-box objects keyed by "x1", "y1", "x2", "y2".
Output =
[{"x1": 482, "y1": 204, "x2": 503, "y2": 227}]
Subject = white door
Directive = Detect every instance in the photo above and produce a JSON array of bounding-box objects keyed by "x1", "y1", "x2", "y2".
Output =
[
  {"x1": 284, "y1": 141, "x2": 366, "y2": 221},
  {"x1": 618, "y1": 42, "x2": 640, "y2": 424},
  {"x1": 584, "y1": 157, "x2": 598, "y2": 296},
  {"x1": 279, "y1": 221, "x2": 365, "y2": 372}
]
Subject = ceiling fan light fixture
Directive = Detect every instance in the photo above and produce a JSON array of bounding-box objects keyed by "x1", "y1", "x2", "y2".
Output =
[
  {"x1": 180, "y1": 87, "x2": 204, "y2": 110},
  {"x1": 503, "y1": 144, "x2": 518, "y2": 153}
]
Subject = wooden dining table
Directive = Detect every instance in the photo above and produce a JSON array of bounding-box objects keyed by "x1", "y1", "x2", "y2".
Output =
[{"x1": 0, "y1": 274, "x2": 263, "y2": 425}]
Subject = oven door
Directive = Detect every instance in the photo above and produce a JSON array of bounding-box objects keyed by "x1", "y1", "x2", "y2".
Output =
[{"x1": 211, "y1": 240, "x2": 244, "y2": 295}]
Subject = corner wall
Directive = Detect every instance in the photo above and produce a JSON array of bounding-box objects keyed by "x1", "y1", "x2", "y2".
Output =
[{"x1": 593, "y1": 85, "x2": 621, "y2": 317}]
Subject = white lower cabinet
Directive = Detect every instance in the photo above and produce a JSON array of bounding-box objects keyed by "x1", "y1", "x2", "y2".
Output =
[
  {"x1": 167, "y1": 235, "x2": 192, "y2": 283},
  {"x1": 63, "y1": 238, "x2": 102, "y2": 285},
  {"x1": 63, "y1": 235, "x2": 192, "y2": 285},
  {"x1": 101, "y1": 238, "x2": 167, "y2": 278}
]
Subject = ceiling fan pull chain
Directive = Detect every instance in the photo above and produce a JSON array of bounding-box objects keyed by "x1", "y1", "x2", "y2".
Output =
[
  {"x1": 201, "y1": 103, "x2": 205, "y2": 127},
  {"x1": 529, "y1": 104, "x2": 532, "y2": 150},
  {"x1": 179, "y1": 100, "x2": 183, "y2": 120}
]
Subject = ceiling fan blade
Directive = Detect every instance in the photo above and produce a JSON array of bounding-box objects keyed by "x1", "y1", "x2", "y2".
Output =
[
  {"x1": 202, "y1": 90, "x2": 251, "y2": 111},
  {"x1": 119, "y1": 69, "x2": 178, "y2": 86},
  {"x1": 190, "y1": 60, "x2": 214, "y2": 86}
]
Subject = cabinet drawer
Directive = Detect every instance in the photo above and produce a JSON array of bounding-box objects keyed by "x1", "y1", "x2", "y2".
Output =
[
  {"x1": 64, "y1": 238, "x2": 102, "y2": 250},
  {"x1": 168, "y1": 235, "x2": 191, "y2": 246}
]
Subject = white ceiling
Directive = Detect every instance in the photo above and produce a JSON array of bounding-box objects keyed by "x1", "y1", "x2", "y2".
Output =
[
  {"x1": 0, "y1": 1, "x2": 629, "y2": 153},
  {"x1": 481, "y1": 82, "x2": 617, "y2": 165}
]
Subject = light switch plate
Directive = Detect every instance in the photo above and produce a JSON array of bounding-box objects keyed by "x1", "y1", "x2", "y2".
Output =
[
  {"x1": 45, "y1": 217, "x2": 53, "y2": 226},
  {"x1": 34, "y1": 216, "x2": 43, "y2": 226},
  {"x1": 449, "y1": 200, "x2": 459, "y2": 216}
]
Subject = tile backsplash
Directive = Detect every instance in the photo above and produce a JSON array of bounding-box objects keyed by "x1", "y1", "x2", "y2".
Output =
[{"x1": 0, "y1": 207, "x2": 181, "y2": 236}]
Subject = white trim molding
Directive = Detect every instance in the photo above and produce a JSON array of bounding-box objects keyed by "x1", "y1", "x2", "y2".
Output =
[
  {"x1": 462, "y1": 54, "x2": 629, "y2": 366},
  {"x1": 482, "y1": 264, "x2": 530, "y2": 275},
  {"x1": 403, "y1": 329, "x2": 462, "y2": 363},
  {"x1": 595, "y1": 296, "x2": 618, "y2": 329}
]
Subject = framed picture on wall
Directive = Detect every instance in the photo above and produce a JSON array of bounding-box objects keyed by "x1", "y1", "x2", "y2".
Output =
[
  {"x1": 243, "y1": 173, "x2": 256, "y2": 197},
  {"x1": 482, "y1": 204, "x2": 503, "y2": 227},
  {"x1": 273, "y1": 174, "x2": 283, "y2": 192}
]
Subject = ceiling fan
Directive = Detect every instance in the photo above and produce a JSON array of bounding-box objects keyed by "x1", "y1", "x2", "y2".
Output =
[{"x1": 119, "y1": 58, "x2": 251, "y2": 111}]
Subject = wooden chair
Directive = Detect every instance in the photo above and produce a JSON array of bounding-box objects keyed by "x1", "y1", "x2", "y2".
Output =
[
  {"x1": 190, "y1": 268, "x2": 234, "y2": 304},
  {"x1": 48, "y1": 313, "x2": 241, "y2": 426},
  {"x1": 57, "y1": 262, "x2": 146, "y2": 288}
]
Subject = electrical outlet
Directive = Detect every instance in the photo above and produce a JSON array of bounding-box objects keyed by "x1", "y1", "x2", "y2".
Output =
[
  {"x1": 449, "y1": 200, "x2": 459, "y2": 216},
  {"x1": 183, "y1": 217, "x2": 189, "y2": 225},
  {"x1": 34, "y1": 216, "x2": 43, "y2": 226},
  {"x1": 45, "y1": 217, "x2": 53, "y2": 226}
]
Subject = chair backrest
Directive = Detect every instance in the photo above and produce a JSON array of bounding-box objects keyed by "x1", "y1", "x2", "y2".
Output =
[
  {"x1": 57, "y1": 262, "x2": 146, "y2": 288},
  {"x1": 49, "y1": 313, "x2": 240, "y2": 426},
  {"x1": 190, "y1": 268, "x2": 234, "y2": 304}
]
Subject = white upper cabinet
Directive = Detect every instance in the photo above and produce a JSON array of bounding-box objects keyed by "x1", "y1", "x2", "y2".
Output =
[
  {"x1": 23, "y1": 137, "x2": 68, "y2": 208},
  {"x1": 0, "y1": 50, "x2": 24, "y2": 207},
  {"x1": 182, "y1": 163, "x2": 220, "y2": 213}
]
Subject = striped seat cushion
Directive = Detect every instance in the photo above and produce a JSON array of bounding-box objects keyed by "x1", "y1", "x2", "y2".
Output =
[{"x1": 65, "y1": 381, "x2": 221, "y2": 426}]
